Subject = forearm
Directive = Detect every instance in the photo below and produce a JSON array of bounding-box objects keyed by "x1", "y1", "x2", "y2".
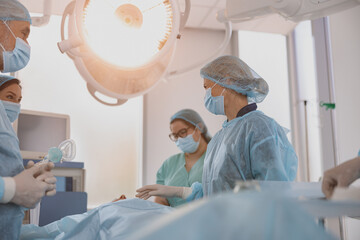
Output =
[{"x1": 348, "y1": 157, "x2": 360, "y2": 176}]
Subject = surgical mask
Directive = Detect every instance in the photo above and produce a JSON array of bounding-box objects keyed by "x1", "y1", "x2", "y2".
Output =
[
  {"x1": 204, "y1": 84, "x2": 226, "y2": 115},
  {"x1": 0, "y1": 21, "x2": 31, "y2": 73},
  {"x1": 2, "y1": 100, "x2": 21, "y2": 122},
  {"x1": 175, "y1": 129, "x2": 200, "y2": 153}
]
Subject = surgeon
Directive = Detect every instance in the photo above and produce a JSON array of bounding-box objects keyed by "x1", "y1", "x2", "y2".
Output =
[
  {"x1": 0, "y1": 1, "x2": 56, "y2": 238},
  {"x1": 136, "y1": 55, "x2": 298, "y2": 201},
  {"x1": 155, "y1": 109, "x2": 210, "y2": 207},
  {"x1": 0, "y1": 1, "x2": 30, "y2": 73}
]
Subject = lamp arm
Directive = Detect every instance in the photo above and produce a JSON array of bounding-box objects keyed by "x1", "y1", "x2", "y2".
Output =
[{"x1": 166, "y1": 21, "x2": 232, "y2": 78}]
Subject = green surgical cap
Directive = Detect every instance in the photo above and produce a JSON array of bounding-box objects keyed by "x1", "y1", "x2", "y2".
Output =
[
  {"x1": 0, "y1": 0, "x2": 31, "y2": 23},
  {"x1": 200, "y1": 55, "x2": 269, "y2": 103}
]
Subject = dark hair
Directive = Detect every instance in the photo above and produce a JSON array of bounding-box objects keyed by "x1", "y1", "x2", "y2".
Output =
[{"x1": 0, "y1": 79, "x2": 21, "y2": 91}]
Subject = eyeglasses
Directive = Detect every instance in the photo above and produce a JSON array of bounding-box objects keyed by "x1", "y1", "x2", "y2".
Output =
[{"x1": 169, "y1": 127, "x2": 193, "y2": 142}]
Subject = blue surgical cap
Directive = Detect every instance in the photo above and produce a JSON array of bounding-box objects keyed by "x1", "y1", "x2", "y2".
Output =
[
  {"x1": 0, "y1": 74, "x2": 17, "y2": 87},
  {"x1": 170, "y1": 109, "x2": 211, "y2": 143},
  {"x1": 200, "y1": 55, "x2": 269, "y2": 103},
  {"x1": 0, "y1": 0, "x2": 32, "y2": 23}
]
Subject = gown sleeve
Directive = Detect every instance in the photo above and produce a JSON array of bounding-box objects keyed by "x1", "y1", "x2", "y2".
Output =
[{"x1": 186, "y1": 182, "x2": 204, "y2": 202}]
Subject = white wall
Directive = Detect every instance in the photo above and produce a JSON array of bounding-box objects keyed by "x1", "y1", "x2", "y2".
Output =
[
  {"x1": 237, "y1": 31, "x2": 292, "y2": 134},
  {"x1": 292, "y1": 21, "x2": 323, "y2": 182},
  {"x1": 18, "y1": 16, "x2": 142, "y2": 208},
  {"x1": 142, "y1": 28, "x2": 233, "y2": 186},
  {"x1": 328, "y1": 5, "x2": 360, "y2": 240}
]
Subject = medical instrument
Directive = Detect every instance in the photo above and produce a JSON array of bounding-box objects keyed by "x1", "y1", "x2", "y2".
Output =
[{"x1": 42, "y1": 139, "x2": 76, "y2": 163}]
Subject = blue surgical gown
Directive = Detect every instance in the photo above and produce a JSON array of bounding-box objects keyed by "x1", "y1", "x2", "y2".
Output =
[
  {"x1": 156, "y1": 152, "x2": 205, "y2": 207},
  {"x1": 0, "y1": 100, "x2": 25, "y2": 239},
  {"x1": 188, "y1": 110, "x2": 298, "y2": 200}
]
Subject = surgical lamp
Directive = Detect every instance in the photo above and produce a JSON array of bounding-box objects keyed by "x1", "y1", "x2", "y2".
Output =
[{"x1": 58, "y1": 0, "x2": 191, "y2": 106}]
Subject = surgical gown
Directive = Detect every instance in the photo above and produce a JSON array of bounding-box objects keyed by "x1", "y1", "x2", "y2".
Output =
[
  {"x1": 156, "y1": 152, "x2": 205, "y2": 207},
  {"x1": 202, "y1": 110, "x2": 298, "y2": 196},
  {"x1": 0, "y1": 101, "x2": 25, "y2": 239}
]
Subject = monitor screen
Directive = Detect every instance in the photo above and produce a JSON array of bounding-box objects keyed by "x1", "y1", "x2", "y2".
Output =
[{"x1": 16, "y1": 110, "x2": 70, "y2": 159}]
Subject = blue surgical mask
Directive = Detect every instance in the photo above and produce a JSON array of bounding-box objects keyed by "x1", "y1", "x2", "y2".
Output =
[
  {"x1": 175, "y1": 129, "x2": 200, "y2": 153},
  {"x1": 2, "y1": 100, "x2": 21, "y2": 123},
  {"x1": 204, "y1": 84, "x2": 226, "y2": 115},
  {"x1": 0, "y1": 21, "x2": 31, "y2": 73}
]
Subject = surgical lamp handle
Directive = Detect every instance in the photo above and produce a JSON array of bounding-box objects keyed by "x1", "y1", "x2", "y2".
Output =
[
  {"x1": 179, "y1": 0, "x2": 191, "y2": 31},
  {"x1": 86, "y1": 84, "x2": 128, "y2": 106},
  {"x1": 166, "y1": 20, "x2": 232, "y2": 78},
  {"x1": 59, "y1": 1, "x2": 88, "y2": 59}
]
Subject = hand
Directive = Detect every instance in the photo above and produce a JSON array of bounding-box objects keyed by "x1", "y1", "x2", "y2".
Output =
[
  {"x1": 322, "y1": 157, "x2": 360, "y2": 199},
  {"x1": 32, "y1": 162, "x2": 57, "y2": 196},
  {"x1": 11, "y1": 163, "x2": 57, "y2": 208},
  {"x1": 136, "y1": 184, "x2": 184, "y2": 200}
]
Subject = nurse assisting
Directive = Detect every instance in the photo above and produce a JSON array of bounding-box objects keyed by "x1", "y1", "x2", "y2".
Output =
[{"x1": 155, "y1": 109, "x2": 210, "y2": 207}]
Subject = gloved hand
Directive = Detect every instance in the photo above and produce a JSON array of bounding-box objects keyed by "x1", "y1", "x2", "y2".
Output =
[
  {"x1": 136, "y1": 184, "x2": 192, "y2": 200},
  {"x1": 33, "y1": 162, "x2": 57, "y2": 196},
  {"x1": 322, "y1": 157, "x2": 360, "y2": 199},
  {"x1": 11, "y1": 163, "x2": 57, "y2": 208}
]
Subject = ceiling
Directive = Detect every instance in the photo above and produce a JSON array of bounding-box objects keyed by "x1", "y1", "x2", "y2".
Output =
[{"x1": 20, "y1": 0, "x2": 297, "y2": 35}]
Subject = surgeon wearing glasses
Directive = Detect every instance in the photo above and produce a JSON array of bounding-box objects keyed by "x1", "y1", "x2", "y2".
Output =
[
  {"x1": 137, "y1": 55, "x2": 298, "y2": 201},
  {"x1": 155, "y1": 109, "x2": 211, "y2": 207}
]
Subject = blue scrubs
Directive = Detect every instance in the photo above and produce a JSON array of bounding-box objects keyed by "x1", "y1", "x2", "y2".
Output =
[{"x1": 0, "y1": 100, "x2": 25, "y2": 239}]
